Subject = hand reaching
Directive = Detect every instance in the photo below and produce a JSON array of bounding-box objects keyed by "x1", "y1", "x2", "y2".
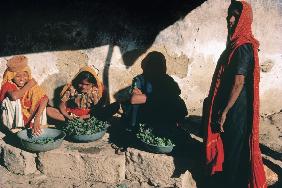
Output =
[
  {"x1": 79, "y1": 114, "x2": 90, "y2": 120},
  {"x1": 32, "y1": 118, "x2": 42, "y2": 136}
]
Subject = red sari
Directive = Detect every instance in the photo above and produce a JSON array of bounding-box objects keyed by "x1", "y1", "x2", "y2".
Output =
[{"x1": 204, "y1": 1, "x2": 266, "y2": 188}]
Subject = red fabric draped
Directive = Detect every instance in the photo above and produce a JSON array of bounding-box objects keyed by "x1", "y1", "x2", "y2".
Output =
[
  {"x1": 0, "y1": 82, "x2": 17, "y2": 102},
  {"x1": 204, "y1": 1, "x2": 266, "y2": 188}
]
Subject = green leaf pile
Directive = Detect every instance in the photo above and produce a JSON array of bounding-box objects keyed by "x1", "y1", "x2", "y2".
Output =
[
  {"x1": 136, "y1": 124, "x2": 175, "y2": 147},
  {"x1": 28, "y1": 137, "x2": 55, "y2": 144},
  {"x1": 63, "y1": 116, "x2": 108, "y2": 136}
]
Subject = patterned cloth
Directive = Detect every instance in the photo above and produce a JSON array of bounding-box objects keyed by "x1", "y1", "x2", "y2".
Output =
[
  {"x1": 61, "y1": 85, "x2": 99, "y2": 109},
  {"x1": 60, "y1": 66, "x2": 104, "y2": 117}
]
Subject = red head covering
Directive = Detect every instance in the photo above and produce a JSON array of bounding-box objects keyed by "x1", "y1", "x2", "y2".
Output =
[
  {"x1": 230, "y1": 1, "x2": 260, "y2": 50},
  {"x1": 204, "y1": 1, "x2": 266, "y2": 187}
]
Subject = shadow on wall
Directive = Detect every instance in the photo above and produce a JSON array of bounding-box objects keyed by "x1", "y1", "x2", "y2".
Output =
[
  {"x1": 0, "y1": 0, "x2": 206, "y2": 64},
  {"x1": 260, "y1": 144, "x2": 282, "y2": 188},
  {"x1": 0, "y1": 0, "x2": 206, "y2": 103}
]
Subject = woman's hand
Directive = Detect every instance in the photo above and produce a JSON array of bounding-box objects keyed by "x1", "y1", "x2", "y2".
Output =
[
  {"x1": 218, "y1": 110, "x2": 228, "y2": 132},
  {"x1": 32, "y1": 118, "x2": 42, "y2": 136},
  {"x1": 130, "y1": 88, "x2": 147, "y2": 104},
  {"x1": 67, "y1": 113, "x2": 79, "y2": 120},
  {"x1": 79, "y1": 114, "x2": 90, "y2": 120},
  {"x1": 66, "y1": 115, "x2": 74, "y2": 120},
  {"x1": 92, "y1": 86, "x2": 98, "y2": 93},
  {"x1": 132, "y1": 88, "x2": 142, "y2": 95},
  {"x1": 91, "y1": 86, "x2": 99, "y2": 104},
  {"x1": 217, "y1": 75, "x2": 244, "y2": 133}
]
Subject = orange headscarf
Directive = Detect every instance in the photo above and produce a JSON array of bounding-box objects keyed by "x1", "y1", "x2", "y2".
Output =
[
  {"x1": 2, "y1": 56, "x2": 32, "y2": 85},
  {"x1": 1, "y1": 55, "x2": 47, "y2": 122},
  {"x1": 204, "y1": 1, "x2": 266, "y2": 188},
  {"x1": 60, "y1": 66, "x2": 103, "y2": 100}
]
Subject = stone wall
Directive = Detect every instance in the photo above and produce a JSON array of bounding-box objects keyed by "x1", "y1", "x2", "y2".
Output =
[
  {"x1": 0, "y1": 0, "x2": 281, "y2": 115},
  {"x1": 0, "y1": 131, "x2": 279, "y2": 187},
  {"x1": 0, "y1": 133, "x2": 197, "y2": 187}
]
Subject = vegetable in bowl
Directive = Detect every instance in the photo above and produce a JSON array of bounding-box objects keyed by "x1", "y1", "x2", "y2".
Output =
[
  {"x1": 27, "y1": 137, "x2": 55, "y2": 144},
  {"x1": 63, "y1": 116, "x2": 108, "y2": 142},
  {"x1": 17, "y1": 128, "x2": 66, "y2": 152},
  {"x1": 63, "y1": 116, "x2": 108, "y2": 136},
  {"x1": 136, "y1": 124, "x2": 175, "y2": 153}
]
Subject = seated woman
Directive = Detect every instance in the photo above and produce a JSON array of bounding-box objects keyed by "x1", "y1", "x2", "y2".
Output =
[
  {"x1": 0, "y1": 55, "x2": 48, "y2": 136},
  {"x1": 125, "y1": 51, "x2": 189, "y2": 148},
  {"x1": 47, "y1": 66, "x2": 120, "y2": 123}
]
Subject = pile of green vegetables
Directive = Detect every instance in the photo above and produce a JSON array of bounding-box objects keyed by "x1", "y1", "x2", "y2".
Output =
[
  {"x1": 28, "y1": 137, "x2": 54, "y2": 144},
  {"x1": 136, "y1": 124, "x2": 175, "y2": 147},
  {"x1": 63, "y1": 116, "x2": 108, "y2": 136}
]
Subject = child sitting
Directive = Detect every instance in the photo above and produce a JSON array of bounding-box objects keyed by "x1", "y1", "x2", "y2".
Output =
[
  {"x1": 47, "y1": 66, "x2": 120, "y2": 122},
  {"x1": 0, "y1": 55, "x2": 48, "y2": 136}
]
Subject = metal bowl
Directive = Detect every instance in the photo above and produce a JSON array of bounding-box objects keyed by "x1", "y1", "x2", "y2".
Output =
[
  {"x1": 17, "y1": 128, "x2": 66, "y2": 152},
  {"x1": 139, "y1": 139, "x2": 174, "y2": 154},
  {"x1": 69, "y1": 129, "x2": 106, "y2": 143}
]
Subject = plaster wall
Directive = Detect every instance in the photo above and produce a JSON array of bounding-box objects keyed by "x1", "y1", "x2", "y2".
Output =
[{"x1": 0, "y1": 0, "x2": 281, "y2": 115}]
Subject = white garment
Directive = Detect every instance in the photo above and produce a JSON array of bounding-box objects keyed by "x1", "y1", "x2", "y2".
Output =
[{"x1": 1, "y1": 97, "x2": 46, "y2": 129}]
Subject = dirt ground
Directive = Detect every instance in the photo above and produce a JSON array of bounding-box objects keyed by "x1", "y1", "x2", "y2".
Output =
[
  {"x1": 0, "y1": 165, "x2": 152, "y2": 188},
  {"x1": 0, "y1": 112, "x2": 281, "y2": 188}
]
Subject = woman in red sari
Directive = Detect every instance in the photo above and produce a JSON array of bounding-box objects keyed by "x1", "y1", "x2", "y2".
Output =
[{"x1": 204, "y1": 1, "x2": 266, "y2": 188}]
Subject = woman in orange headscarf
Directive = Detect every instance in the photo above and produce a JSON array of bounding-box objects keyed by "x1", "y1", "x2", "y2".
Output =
[
  {"x1": 0, "y1": 55, "x2": 48, "y2": 136},
  {"x1": 203, "y1": 1, "x2": 266, "y2": 188},
  {"x1": 47, "y1": 66, "x2": 120, "y2": 122}
]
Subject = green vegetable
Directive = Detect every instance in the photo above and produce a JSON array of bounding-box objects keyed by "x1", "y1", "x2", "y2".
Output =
[
  {"x1": 116, "y1": 184, "x2": 127, "y2": 188},
  {"x1": 63, "y1": 116, "x2": 108, "y2": 136},
  {"x1": 136, "y1": 124, "x2": 175, "y2": 147},
  {"x1": 28, "y1": 137, "x2": 54, "y2": 144}
]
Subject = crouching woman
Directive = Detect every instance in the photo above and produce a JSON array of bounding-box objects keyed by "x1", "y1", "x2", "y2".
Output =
[
  {"x1": 0, "y1": 55, "x2": 48, "y2": 135},
  {"x1": 47, "y1": 66, "x2": 120, "y2": 123}
]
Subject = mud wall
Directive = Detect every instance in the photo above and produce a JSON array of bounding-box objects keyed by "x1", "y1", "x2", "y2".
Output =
[{"x1": 0, "y1": 0, "x2": 281, "y2": 115}]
